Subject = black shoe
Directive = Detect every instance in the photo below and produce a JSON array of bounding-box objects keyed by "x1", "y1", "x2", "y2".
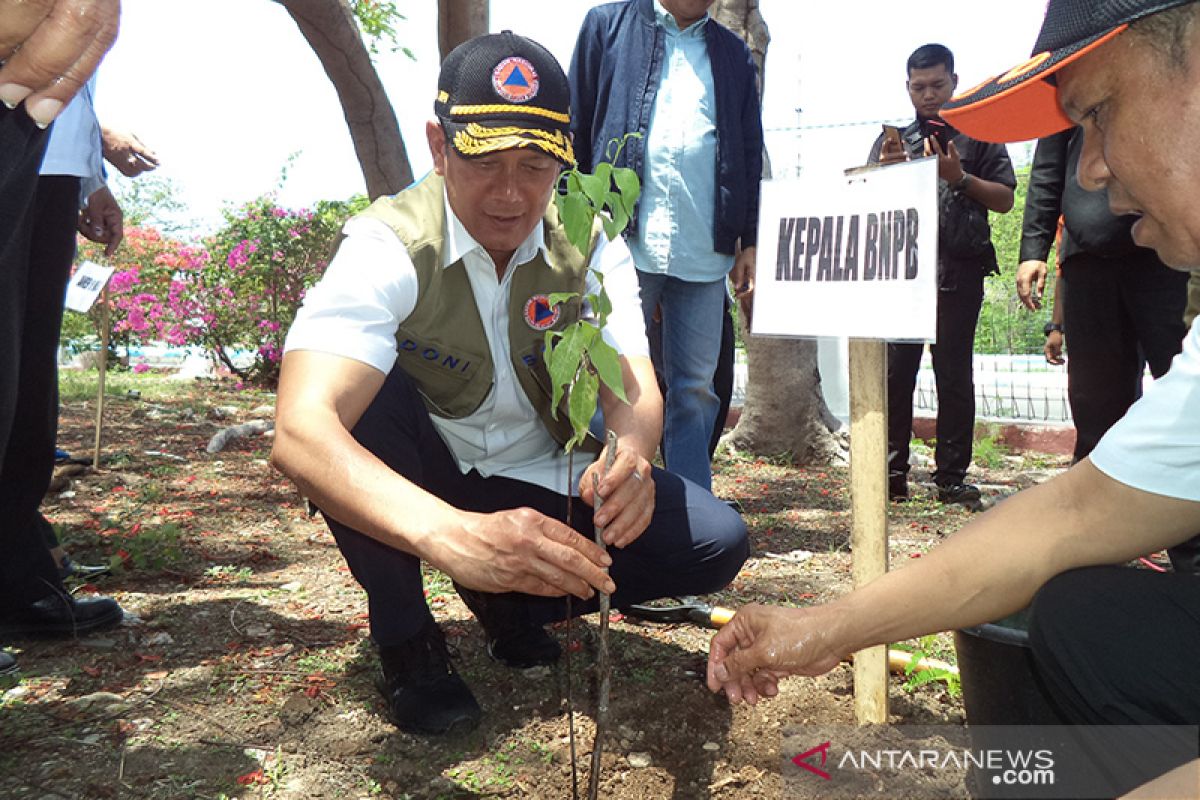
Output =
[
  {"x1": 454, "y1": 583, "x2": 561, "y2": 669},
  {"x1": 0, "y1": 592, "x2": 124, "y2": 638},
  {"x1": 378, "y1": 619, "x2": 481, "y2": 736},
  {"x1": 888, "y1": 475, "x2": 909, "y2": 502},
  {"x1": 936, "y1": 482, "x2": 982, "y2": 507},
  {"x1": 58, "y1": 555, "x2": 111, "y2": 582},
  {"x1": 0, "y1": 650, "x2": 17, "y2": 677}
]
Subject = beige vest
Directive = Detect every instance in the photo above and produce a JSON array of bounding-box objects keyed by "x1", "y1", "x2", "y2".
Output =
[{"x1": 358, "y1": 174, "x2": 603, "y2": 452}]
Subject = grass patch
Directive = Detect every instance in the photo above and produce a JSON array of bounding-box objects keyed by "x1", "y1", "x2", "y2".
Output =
[{"x1": 58, "y1": 369, "x2": 190, "y2": 403}]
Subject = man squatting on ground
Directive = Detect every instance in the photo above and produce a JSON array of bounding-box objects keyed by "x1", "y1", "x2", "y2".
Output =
[
  {"x1": 709, "y1": 1, "x2": 1200, "y2": 795},
  {"x1": 273, "y1": 32, "x2": 748, "y2": 736}
]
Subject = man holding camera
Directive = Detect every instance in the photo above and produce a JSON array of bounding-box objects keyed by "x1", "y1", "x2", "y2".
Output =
[{"x1": 868, "y1": 43, "x2": 1016, "y2": 508}]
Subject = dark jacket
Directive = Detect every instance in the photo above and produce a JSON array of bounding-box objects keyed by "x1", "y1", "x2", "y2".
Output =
[
  {"x1": 568, "y1": 0, "x2": 764, "y2": 253},
  {"x1": 1020, "y1": 128, "x2": 1140, "y2": 264}
]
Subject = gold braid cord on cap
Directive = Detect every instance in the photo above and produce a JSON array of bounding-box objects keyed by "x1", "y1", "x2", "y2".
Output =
[
  {"x1": 450, "y1": 103, "x2": 571, "y2": 124},
  {"x1": 453, "y1": 122, "x2": 575, "y2": 165}
]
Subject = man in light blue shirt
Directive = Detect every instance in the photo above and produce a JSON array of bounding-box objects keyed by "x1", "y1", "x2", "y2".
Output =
[{"x1": 570, "y1": 0, "x2": 763, "y2": 492}]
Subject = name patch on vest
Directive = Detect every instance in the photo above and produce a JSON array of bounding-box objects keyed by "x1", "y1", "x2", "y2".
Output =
[
  {"x1": 397, "y1": 337, "x2": 474, "y2": 374},
  {"x1": 523, "y1": 294, "x2": 561, "y2": 331}
]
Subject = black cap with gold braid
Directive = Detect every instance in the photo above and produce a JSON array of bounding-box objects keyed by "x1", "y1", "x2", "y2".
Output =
[{"x1": 435, "y1": 30, "x2": 575, "y2": 167}]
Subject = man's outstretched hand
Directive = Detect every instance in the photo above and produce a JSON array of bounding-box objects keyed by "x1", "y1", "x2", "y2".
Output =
[{"x1": 707, "y1": 603, "x2": 844, "y2": 705}]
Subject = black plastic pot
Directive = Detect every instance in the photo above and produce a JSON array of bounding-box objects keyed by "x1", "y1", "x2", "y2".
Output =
[
  {"x1": 953, "y1": 608, "x2": 1061, "y2": 727},
  {"x1": 954, "y1": 609, "x2": 1065, "y2": 798}
]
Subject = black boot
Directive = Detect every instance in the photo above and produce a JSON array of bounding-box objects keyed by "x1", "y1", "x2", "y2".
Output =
[
  {"x1": 0, "y1": 592, "x2": 123, "y2": 638},
  {"x1": 936, "y1": 482, "x2": 983, "y2": 509},
  {"x1": 377, "y1": 618, "x2": 481, "y2": 736},
  {"x1": 453, "y1": 583, "x2": 561, "y2": 669}
]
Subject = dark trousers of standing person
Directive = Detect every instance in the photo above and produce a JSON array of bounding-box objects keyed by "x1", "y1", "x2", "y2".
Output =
[
  {"x1": 1061, "y1": 250, "x2": 1188, "y2": 462},
  {"x1": 1060, "y1": 251, "x2": 1200, "y2": 572},
  {"x1": 887, "y1": 266, "x2": 985, "y2": 487},
  {"x1": 0, "y1": 105, "x2": 66, "y2": 610},
  {"x1": 2, "y1": 176, "x2": 81, "y2": 577},
  {"x1": 321, "y1": 366, "x2": 750, "y2": 648},
  {"x1": 1028, "y1": 567, "x2": 1200, "y2": 795}
]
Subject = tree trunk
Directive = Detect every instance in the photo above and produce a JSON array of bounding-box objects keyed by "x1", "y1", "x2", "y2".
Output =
[
  {"x1": 438, "y1": 0, "x2": 489, "y2": 60},
  {"x1": 713, "y1": 0, "x2": 844, "y2": 465},
  {"x1": 276, "y1": 0, "x2": 413, "y2": 199}
]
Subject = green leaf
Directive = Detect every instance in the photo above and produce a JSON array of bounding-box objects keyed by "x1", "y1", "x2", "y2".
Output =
[
  {"x1": 602, "y1": 216, "x2": 621, "y2": 241},
  {"x1": 612, "y1": 167, "x2": 641, "y2": 218},
  {"x1": 594, "y1": 162, "x2": 613, "y2": 192},
  {"x1": 589, "y1": 338, "x2": 627, "y2": 404},
  {"x1": 593, "y1": 285, "x2": 612, "y2": 318},
  {"x1": 578, "y1": 171, "x2": 608, "y2": 211},
  {"x1": 547, "y1": 325, "x2": 586, "y2": 417},
  {"x1": 546, "y1": 325, "x2": 597, "y2": 416},
  {"x1": 564, "y1": 170, "x2": 585, "y2": 195},
  {"x1": 546, "y1": 291, "x2": 578, "y2": 308},
  {"x1": 614, "y1": 204, "x2": 630, "y2": 235},
  {"x1": 556, "y1": 192, "x2": 594, "y2": 257},
  {"x1": 567, "y1": 369, "x2": 599, "y2": 450}
]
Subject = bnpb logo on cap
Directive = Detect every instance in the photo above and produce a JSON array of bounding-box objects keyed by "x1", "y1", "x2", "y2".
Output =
[
  {"x1": 493, "y1": 57, "x2": 539, "y2": 103},
  {"x1": 523, "y1": 294, "x2": 560, "y2": 331}
]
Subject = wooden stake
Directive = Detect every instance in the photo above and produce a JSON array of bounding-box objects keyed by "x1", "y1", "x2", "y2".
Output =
[
  {"x1": 848, "y1": 338, "x2": 889, "y2": 724},
  {"x1": 93, "y1": 285, "x2": 111, "y2": 470}
]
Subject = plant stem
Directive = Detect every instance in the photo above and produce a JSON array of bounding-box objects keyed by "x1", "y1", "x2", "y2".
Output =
[
  {"x1": 588, "y1": 431, "x2": 618, "y2": 800},
  {"x1": 565, "y1": 449, "x2": 579, "y2": 800}
]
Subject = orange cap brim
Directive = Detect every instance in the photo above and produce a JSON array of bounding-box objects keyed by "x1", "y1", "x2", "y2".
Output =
[{"x1": 942, "y1": 26, "x2": 1127, "y2": 144}]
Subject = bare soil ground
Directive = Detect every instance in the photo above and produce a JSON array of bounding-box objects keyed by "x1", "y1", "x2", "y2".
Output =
[{"x1": 1, "y1": 375, "x2": 1069, "y2": 799}]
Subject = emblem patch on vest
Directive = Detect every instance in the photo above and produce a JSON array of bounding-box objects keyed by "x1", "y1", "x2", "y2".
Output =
[
  {"x1": 523, "y1": 294, "x2": 560, "y2": 331},
  {"x1": 492, "y1": 57, "x2": 539, "y2": 103}
]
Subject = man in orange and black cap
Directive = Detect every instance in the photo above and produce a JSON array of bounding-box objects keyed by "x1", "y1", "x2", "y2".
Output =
[
  {"x1": 707, "y1": 3, "x2": 1200, "y2": 794},
  {"x1": 272, "y1": 31, "x2": 748, "y2": 736}
]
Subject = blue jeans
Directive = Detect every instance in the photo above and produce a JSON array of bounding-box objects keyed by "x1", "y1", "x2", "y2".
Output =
[{"x1": 637, "y1": 272, "x2": 726, "y2": 491}]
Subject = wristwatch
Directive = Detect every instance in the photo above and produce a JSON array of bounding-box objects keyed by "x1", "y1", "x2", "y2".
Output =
[
  {"x1": 951, "y1": 172, "x2": 973, "y2": 193},
  {"x1": 1043, "y1": 322, "x2": 1063, "y2": 336}
]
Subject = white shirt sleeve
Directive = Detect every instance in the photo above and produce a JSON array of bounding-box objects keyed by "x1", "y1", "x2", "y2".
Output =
[
  {"x1": 282, "y1": 216, "x2": 418, "y2": 375},
  {"x1": 1089, "y1": 317, "x2": 1200, "y2": 502},
  {"x1": 586, "y1": 232, "x2": 650, "y2": 359}
]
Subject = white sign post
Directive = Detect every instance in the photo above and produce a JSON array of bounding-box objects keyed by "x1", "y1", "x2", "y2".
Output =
[
  {"x1": 65, "y1": 261, "x2": 116, "y2": 469},
  {"x1": 752, "y1": 158, "x2": 938, "y2": 724}
]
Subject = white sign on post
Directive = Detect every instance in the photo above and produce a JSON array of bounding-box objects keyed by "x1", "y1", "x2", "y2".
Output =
[
  {"x1": 752, "y1": 157, "x2": 939, "y2": 342},
  {"x1": 64, "y1": 260, "x2": 115, "y2": 313}
]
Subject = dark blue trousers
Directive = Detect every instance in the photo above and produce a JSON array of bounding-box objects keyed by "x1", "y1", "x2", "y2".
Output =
[{"x1": 322, "y1": 366, "x2": 750, "y2": 647}]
